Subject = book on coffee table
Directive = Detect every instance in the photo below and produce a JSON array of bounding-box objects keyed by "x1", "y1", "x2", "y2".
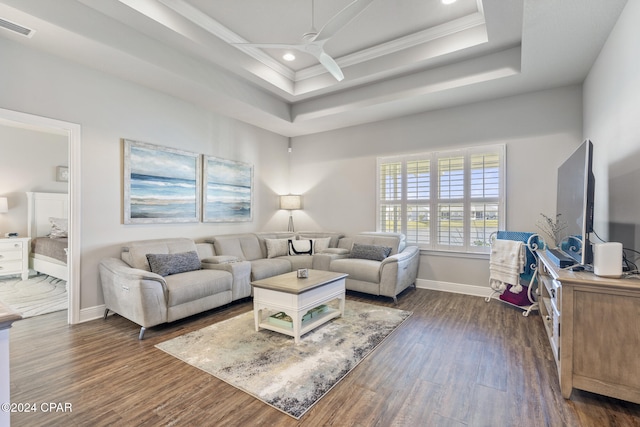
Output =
[{"x1": 269, "y1": 308, "x2": 324, "y2": 328}]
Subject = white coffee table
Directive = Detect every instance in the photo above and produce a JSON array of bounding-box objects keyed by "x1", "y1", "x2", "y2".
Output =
[{"x1": 251, "y1": 270, "x2": 347, "y2": 344}]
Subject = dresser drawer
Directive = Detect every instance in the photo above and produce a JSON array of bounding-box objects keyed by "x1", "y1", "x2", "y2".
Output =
[
  {"x1": 0, "y1": 260, "x2": 23, "y2": 273},
  {"x1": 0, "y1": 241, "x2": 23, "y2": 252},
  {"x1": 0, "y1": 250, "x2": 23, "y2": 261}
]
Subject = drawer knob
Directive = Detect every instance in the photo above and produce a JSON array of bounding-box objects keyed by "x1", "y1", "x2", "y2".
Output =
[{"x1": 545, "y1": 315, "x2": 551, "y2": 321}]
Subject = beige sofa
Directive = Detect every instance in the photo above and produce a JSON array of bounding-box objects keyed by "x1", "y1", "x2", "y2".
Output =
[
  {"x1": 99, "y1": 231, "x2": 419, "y2": 338},
  {"x1": 329, "y1": 232, "x2": 420, "y2": 303},
  {"x1": 207, "y1": 231, "x2": 419, "y2": 303},
  {"x1": 99, "y1": 238, "x2": 251, "y2": 339}
]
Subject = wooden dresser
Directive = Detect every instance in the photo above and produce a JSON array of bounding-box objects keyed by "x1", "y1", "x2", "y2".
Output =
[{"x1": 538, "y1": 250, "x2": 640, "y2": 404}]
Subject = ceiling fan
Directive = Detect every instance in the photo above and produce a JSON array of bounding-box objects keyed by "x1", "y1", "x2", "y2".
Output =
[{"x1": 234, "y1": 0, "x2": 375, "y2": 81}]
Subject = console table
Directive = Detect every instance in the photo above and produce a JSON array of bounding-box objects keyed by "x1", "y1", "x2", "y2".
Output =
[{"x1": 537, "y1": 251, "x2": 640, "y2": 404}]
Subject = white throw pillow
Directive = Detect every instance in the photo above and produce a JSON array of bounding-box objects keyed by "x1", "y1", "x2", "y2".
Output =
[
  {"x1": 265, "y1": 238, "x2": 289, "y2": 258},
  {"x1": 288, "y1": 239, "x2": 313, "y2": 256},
  {"x1": 313, "y1": 237, "x2": 331, "y2": 253},
  {"x1": 49, "y1": 217, "x2": 68, "y2": 238}
]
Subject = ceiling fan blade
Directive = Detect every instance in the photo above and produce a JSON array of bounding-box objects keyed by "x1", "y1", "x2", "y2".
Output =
[
  {"x1": 317, "y1": 51, "x2": 344, "y2": 81},
  {"x1": 232, "y1": 43, "x2": 305, "y2": 51},
  {"x1": 315, "y1": 0, "x2": 375, "y2": 42}
]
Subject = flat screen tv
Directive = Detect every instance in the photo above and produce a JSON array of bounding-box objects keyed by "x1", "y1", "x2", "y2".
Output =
[{"x1": 556, "y1": 139, "x2": 595, "y2": 266}]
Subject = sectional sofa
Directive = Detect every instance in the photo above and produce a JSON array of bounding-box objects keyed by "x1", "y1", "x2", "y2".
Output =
[{"x1": 98, "y1": 231, "x2": 420, "y2": 338}]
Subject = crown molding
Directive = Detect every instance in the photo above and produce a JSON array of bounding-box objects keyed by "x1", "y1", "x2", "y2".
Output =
[
  {"x1": 156, "y1": 0, "x2": 485, "y2": 86},
  {"x1": 156, "y1": 0, "x2": 296, "y2": 80},
  {"x1": 295, "y1": 12, "x2": 486, "y2": 81}
]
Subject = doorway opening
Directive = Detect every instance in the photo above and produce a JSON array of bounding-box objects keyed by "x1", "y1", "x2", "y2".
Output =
[{"x1": 0, "y1": 108, "x2": 81, "y2": 324}]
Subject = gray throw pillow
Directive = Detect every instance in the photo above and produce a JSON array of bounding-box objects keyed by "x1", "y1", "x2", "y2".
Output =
[
  {"x1": 146, "y1": 251, "x2": 201, "y2": 276},
  {"x1": 350, "y1": 243, "x2": 392, "y2": 261}
]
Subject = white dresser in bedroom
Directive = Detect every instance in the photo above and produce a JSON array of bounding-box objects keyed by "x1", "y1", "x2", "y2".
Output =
[{"x1": 0, "y1": 237, "x2": 30, "y2": 280}]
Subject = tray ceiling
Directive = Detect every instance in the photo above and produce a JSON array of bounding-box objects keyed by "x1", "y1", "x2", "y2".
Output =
[{"x1": 0, "y1": 0, "x2": 629, "y2": 136}]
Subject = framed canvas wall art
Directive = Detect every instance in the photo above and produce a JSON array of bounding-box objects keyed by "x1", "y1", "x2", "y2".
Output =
[
  {"x1": 123, "y1": 139, "x2": 201, "y2": 224},
  {"x1": 203, "y1": 156, "x2": 253, "y2": 222}
]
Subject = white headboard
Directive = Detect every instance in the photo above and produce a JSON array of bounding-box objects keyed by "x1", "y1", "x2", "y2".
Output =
[{"x1": 26, "y1": 192, "x2": 68, "y2": 238}]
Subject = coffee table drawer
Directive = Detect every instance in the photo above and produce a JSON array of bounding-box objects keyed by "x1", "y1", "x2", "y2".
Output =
[{"x1": 255, "y1": 278, "x2": 345, "y2": 309}]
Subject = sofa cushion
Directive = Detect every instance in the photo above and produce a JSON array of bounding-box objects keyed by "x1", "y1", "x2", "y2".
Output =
[
  {"x1": 297, "y1": 231, "x2": 344, "y2": 248},
  {"x1": 195, "y1": 242, "x2": 216, "y2": 259},
  {"x1": 164, "y1": 269, "x2": 232, "y2": 307},
  {"x1": 322, "y1": 248, "x2": 350, "y2": 255},
  {"x1": 283, "y1": 255, "x2": 314, "y2": 270},
  {"x1": 211, "y1": 234, "x2": 263, "y2": 261},
  {"x1": 250, "y1": 258, "x2": 291, "y2": 280},
  {"x1": 265, "y1": 238, "x2": 289, "y2": 258},
  {"x1": 146, "y1": 251, "x2": 201, "y2": 277},
  {"x1": 339, "y1": 233, "x2": 405, "y2": 255},
  {"x1": 255, "y1": 232, "x2": 296, "y2": 256},
  {"x1": 122, "y1": 238, "x2": 198, "y2": 271},
  {"x1": 201, "y1": 255, "x2": 242, "y2": 264},
  {"x1": 330, "y1": 258, "x2": 381, "y2": 284},
  {"x1": 350, "y1": 243, "x2": 392, "y2": 261},
  {"x1": 308, "y1": 237, "x2": 331, "y2": 253}
]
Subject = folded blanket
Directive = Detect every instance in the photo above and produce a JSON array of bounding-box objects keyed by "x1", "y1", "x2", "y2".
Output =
[{"x1": 490, "y1": 239, "x2": 525, "y2": 293}]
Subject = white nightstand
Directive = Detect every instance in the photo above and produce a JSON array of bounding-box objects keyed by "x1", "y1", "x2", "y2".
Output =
[{"x1": 0, "y1": 237, "x2": 30, "y2": 281}]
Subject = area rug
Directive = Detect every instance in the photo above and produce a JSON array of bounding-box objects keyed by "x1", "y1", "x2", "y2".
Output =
[
  {"x1": 0, "y1": 274, "x2": 67, "y2": 318},
  {"x1": 156, "y1": 300, "x2": 412, "y2": 419}
]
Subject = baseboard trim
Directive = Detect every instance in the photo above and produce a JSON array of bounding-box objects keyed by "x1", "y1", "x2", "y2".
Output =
[
  {"x1": 416, "y1": 278, "x2": 489, "y2": 298},
  {"x1": 79, "y1": 304, "x2": 106, "y2": 323}
]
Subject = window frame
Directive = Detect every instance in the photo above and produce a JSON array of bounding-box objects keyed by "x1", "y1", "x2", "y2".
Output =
[{"x1": 376, "y1": 144, "x2": 506, "y2": 253}]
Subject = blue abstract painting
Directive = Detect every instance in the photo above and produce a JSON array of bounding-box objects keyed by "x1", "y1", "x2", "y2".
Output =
[
  {"x1": 203, "y1": 156, "x2": 253, "y2": 222},
  {"x1": 123, "y1": 139, "x2": 201, "y2": 224}
]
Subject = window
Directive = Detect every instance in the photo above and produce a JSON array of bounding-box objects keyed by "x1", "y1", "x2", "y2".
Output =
[{"x1": 377, "y1": 145, "x2": 505, "y2": 253}]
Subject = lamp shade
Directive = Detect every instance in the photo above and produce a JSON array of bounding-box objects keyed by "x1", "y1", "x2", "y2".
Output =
[
  {"x1": 280, "y1": 194, "x2": 302, "y2": 210},
  {"x1": 0, "y1": 197, "x2": 8, "y2": 213}
]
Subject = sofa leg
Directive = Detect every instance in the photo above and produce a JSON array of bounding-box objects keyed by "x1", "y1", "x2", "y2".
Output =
[
  {"x1": 392, "y1": 296, "x2": 398, "y2": 304},
  {"x1": 138, "y1": 327, "x2": 146, "y2": 340},
  {"x1": 103, "y1": 308, "x2": 110, "y2": 320}
]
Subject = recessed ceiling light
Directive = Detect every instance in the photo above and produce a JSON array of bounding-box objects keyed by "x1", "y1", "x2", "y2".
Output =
[
  {"x1": 441, "y1": 0, "x2": 457, "y2": 4},
  {"x1": 283, "y1": 53, "x2": 296, "y2": 61}
]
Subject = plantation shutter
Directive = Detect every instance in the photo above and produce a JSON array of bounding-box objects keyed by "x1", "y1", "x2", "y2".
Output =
[
  {"x1": 378, "y1": 160, "x2": 403, "y2": 233},
  {"x1": 377, "y1": 145, "x2": 504, "y2": 252}
]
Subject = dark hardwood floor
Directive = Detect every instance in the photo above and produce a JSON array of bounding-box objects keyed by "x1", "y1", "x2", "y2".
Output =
[{"x1": 8, "y1": 288, "x2": 640, "y2": 426}]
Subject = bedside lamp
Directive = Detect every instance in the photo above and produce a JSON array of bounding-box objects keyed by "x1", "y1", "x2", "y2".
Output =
[{"x1": 280, "y1": 195, "x2": 302, "y2": 232}]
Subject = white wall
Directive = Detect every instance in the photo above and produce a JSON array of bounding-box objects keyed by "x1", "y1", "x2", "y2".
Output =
[
  {"x1": 0, "y1": 126, "x2": 68, "y2": 237},
  {"x1": 584, "y1": 0, "x2": 640, "y2": 253},
  {"x1": 291, "y1": 86, "x2": 584, "y2": 289},
  {"x1": 0, "y1": 37, "x2": 290, "y2": 311},
  {"x1": 0, "y1": 31, "x2": 590, "y2": 310}
]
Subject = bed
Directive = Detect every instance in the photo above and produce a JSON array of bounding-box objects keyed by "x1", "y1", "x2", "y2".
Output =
[{"x1": 26, "y1": 192, "x2": 69, "y2": 282}]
